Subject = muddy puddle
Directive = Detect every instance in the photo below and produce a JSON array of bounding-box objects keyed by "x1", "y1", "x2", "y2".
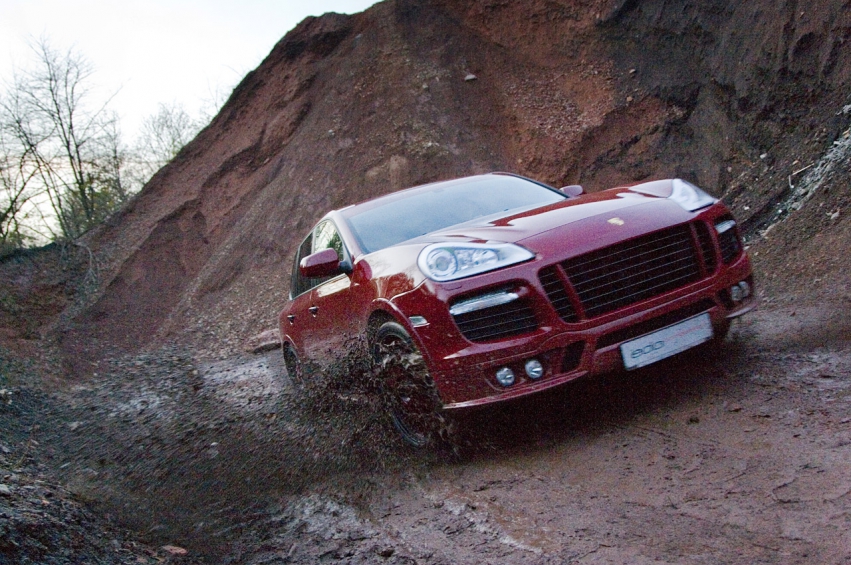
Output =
[{"x1": 3, "y1": 300, "x2": 851, "y2": 564}]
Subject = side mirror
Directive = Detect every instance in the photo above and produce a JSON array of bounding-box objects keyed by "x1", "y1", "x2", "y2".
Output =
[
  {"x1": 300, "y1": 248, "x2": 341, "y2": 278},
  {"x1": 560, "y1": 185, "x2": 584, "y2": 197}
]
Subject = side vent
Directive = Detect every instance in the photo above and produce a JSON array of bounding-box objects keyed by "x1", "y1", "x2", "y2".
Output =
[
  {"x1": 715, "y1": 215, "x2": 743, "y2": 264},
  {"x1": 450, "y1": 288, "x2": 538, "y2": 342}
]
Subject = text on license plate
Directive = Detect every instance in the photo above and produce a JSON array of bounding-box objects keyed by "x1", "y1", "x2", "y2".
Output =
[{"x1": 620, "y1": 313, "x2": 713, "y2": 370}]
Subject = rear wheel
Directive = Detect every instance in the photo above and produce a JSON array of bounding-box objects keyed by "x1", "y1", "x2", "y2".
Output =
[
  {"x1": 372, "y1": 321, "x2": 446, "y2": 448},
  {"x1": 282, "y1": 344, "x2": 304, "y2": 387}
]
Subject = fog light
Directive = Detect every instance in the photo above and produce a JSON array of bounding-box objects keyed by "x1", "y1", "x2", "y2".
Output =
[
  {"x1": 739, "y1": 280, "x2": 751, "y2": 298},
  {"x1": 525, "y1": 359, "x2": 544, "y2": 379},
  {"x1": 730, "y1": 284, "x2": 743, "y2": 303},
  {"x1": 495, "y1": 367, "x2": 515, "y2": 387}
]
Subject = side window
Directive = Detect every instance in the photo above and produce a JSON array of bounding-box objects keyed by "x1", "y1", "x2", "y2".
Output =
[
  {"x1": 290, "y1": 221, "x2": 347, "y2": 298},
  {"x1": 310, "y1": 220, "x2": 345, "y2": 287},
  {"x1": 313, "y1": 220, "x2": 343, "y2": 260},
  {"x1": 290, "y1": 233, "x2": 313, "y2": 298}
]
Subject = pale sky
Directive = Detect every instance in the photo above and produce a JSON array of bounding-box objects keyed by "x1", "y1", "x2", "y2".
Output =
[{"x1": 0, "y1": 0, "x2": 380, "y2": 139}]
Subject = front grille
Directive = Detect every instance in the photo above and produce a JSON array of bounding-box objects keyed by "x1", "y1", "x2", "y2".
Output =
[
  {"x1": 694, "y1": 221, "x2": 718, "y2": 273},
  {"x1": 559, "y1": 224, "x2": 702, "y2": 318},
  {"x1": 452, "y1": 299, "x2": 537, "y2": 342},
  {"x1": 539, "y1": 266, "x2": 578, "y2": 322}
]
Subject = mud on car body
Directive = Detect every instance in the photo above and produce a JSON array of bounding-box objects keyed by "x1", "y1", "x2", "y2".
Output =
[{"x1": 279, "y1": 173, "x2": 756, "y2": 446}]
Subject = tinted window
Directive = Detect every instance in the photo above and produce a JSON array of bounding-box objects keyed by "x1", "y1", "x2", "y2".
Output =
[
  {"x1": 313, "y1": 220, "x2": 344, "y2": 260},
  {"x1": 346, "y1": 176, "x2": 565, "y2": 253},
  {"x1": 290, "y1": 233, "x2": 314, "y2": 297},
  {"x1": 290, "y1": 221, "x2": 347, "y2": 298}
]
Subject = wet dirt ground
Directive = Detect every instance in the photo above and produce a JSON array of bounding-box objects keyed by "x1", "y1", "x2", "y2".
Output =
[{"x1": 3, "y1": 294, "x2": 851, "y2": 564}]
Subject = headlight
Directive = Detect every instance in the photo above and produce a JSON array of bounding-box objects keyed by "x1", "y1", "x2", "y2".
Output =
[
  {"x1": 669, "y1": 179, "x2": 716, "y2": 212},
  {"x1": 417, "y1": 242, "x2": 534, "y2": 282}
]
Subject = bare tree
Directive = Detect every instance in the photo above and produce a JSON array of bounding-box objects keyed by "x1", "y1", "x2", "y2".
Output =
[
  {"x1": 0, "y1": 125, "x2": 39, "y2": 251},
  {"x1": 130, "y1": 101, "x2": 200, "y2": 186},
  {"x1": 0, "y1": 38, "x2": 131, "y2": 241}
]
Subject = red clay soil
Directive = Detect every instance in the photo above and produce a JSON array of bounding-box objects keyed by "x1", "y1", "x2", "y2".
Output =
[{"x1": 0, "y1": 0, "x2": 839, "y2": 374}]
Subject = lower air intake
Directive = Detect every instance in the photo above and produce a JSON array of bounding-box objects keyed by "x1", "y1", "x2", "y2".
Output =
[{"x1": 452, "y1": 299, "x2": 537, "y2": 342}]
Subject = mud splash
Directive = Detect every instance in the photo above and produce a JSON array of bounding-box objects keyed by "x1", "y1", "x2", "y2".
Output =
[{"x1": 44, "y1": 341, "x2": 448, "y2": 559}]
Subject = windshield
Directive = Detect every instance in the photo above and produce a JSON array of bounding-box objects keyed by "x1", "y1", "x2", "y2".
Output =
[{"x1": 345, "y1": 176, "x2": 565, "y2": 253}]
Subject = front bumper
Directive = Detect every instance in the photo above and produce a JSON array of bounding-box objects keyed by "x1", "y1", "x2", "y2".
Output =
[{"x1": 396, "y1": 251, "x2": 755, "y2": 411}]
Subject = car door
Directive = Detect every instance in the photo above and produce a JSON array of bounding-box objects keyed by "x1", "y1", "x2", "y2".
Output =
[
  {"x1": 302, "y1": 220, "x2": 358, "y2": 366},
  {"x1": 283, "y1": 232, "x2": 317, "y2": 360}
]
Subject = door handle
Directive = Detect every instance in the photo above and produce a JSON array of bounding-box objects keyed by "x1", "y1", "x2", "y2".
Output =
[
  {"x1": 308, "y1": 306, "x2": 319, "y2": 316},
  {"x1": 287, "y1": 314, "x2": 295, "y2": 324}
]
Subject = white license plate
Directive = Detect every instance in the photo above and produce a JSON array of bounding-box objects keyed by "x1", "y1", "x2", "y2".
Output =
[{"x1": 620, "y1": 313, "x2": 713, "y2": 370}]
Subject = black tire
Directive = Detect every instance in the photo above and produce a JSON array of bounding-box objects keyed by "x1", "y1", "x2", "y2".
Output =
[
  {"x1": 372, "y1": 321, "x2": 447, "y2": 448},
  {"x1": 715, "y1": 319, "x2": 732, "y2": 342},
  {"x1": 282, "y1": 344, "x2": 304, "y2": 387},
  {"x1": 693, "y1": 319, "x2": 732, "y2": 361},
  {"x1": 711, "y1": 319, "x2": 732, "y2": 349}
]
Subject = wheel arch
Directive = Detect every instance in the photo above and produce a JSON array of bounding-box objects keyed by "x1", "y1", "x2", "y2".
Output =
[
  {"x1": 367, "y1": 309, "x2": 398, "y2": 342},
  {"x1": 279, "y1": 332, "x2": 298, "y2": 355},
  {"x1": 365, "y1": 301, "x2": 442, "y2": 376}
]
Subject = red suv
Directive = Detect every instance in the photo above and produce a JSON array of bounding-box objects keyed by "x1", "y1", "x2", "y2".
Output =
[{"x1": 279, "y1": 173, "x2": 755, "y2": 446}]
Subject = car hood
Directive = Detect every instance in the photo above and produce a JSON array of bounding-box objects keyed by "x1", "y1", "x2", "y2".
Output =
[
  {"x1": 357, "y1": 181, "x2": 711, "y2": 292},
  {"x1": 408, "y1": 186, "x2": 698, "y2": 257}
]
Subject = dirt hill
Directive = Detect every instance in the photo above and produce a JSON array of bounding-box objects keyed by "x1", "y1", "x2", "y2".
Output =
[{"x1": 2, "y1": 0, "x2": 850, "y2": 371}]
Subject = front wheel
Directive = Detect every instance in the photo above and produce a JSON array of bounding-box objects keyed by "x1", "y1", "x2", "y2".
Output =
[
  {"x1": 372, "y1": 321, "x2": 447, "y2": 448},
  {"x1": 714, "y1": 319, "x2": 732, "y2": 343},
  {"x1": 709, "y1": 319, "x2": 732, "y2": 351}
]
